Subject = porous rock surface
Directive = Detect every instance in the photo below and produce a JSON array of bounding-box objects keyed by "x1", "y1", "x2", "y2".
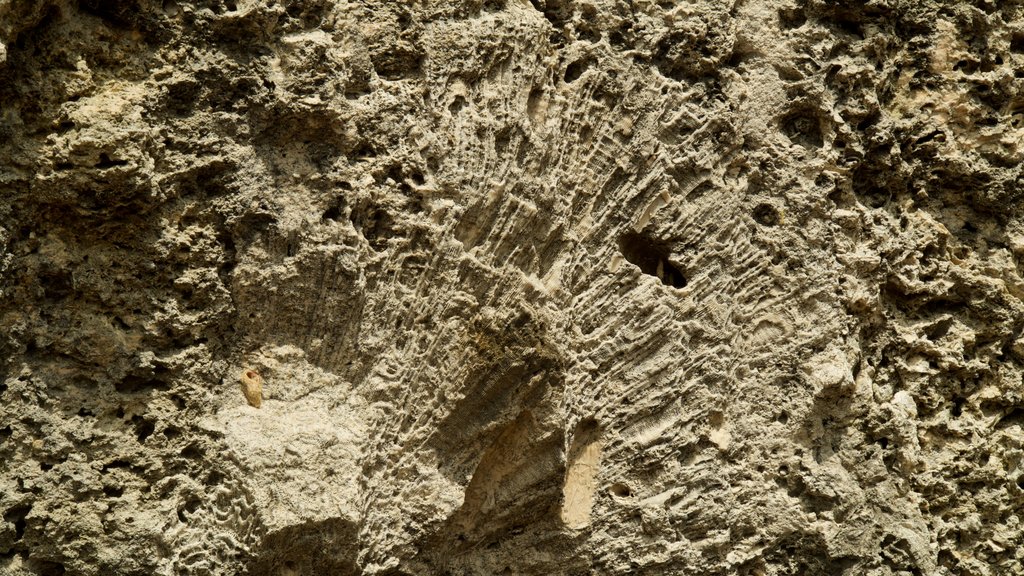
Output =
[{"x1": 2, "y1": 0, "x2": 1024, "y2": 574}]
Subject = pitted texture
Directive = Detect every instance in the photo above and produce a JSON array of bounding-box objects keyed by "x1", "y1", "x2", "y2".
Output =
[{"x1": 1, "y1": 0, "x2": 1023, "y2": 574}]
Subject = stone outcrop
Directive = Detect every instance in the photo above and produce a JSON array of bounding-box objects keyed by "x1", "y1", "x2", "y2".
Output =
[{"x1": 1, "y1": 0, "x2": 1023, "y2": 574}]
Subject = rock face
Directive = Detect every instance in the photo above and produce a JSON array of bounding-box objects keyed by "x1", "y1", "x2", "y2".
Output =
[{"x1": 2, "y1": 0, "x2": 1024, "y2": 574}]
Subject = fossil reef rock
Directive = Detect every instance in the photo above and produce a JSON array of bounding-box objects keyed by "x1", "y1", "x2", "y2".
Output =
[{"x1": 2, "y1": 0, "x2": 1024, "y2": 574}]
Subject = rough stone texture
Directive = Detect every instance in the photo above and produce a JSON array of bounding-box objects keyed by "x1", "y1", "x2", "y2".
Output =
[{"x1": 2, "y1": 0, "x2": 1024, "y2": 574}]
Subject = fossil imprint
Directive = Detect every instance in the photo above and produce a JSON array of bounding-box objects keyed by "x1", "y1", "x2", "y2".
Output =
[{"x1": 240, "y1": 369, "x2": 263, "y2": 408}]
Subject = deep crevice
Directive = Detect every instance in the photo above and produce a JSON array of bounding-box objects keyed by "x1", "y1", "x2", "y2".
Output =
[
  {"x1": 618, "y1": 232, "x2": 686, "y2": 289},
  {"x1": 5, "y1": 505, "x2": 31, "y2": 542}
]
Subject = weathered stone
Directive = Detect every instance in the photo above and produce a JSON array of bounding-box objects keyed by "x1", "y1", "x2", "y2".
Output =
[{"x1": 2, "y1": 0, "x2": 1024, "y2": 574}]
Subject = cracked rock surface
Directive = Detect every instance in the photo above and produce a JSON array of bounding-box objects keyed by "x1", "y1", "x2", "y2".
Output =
[{"x1": 2, "y1": 0, "x2": 1024, "y2": 574}]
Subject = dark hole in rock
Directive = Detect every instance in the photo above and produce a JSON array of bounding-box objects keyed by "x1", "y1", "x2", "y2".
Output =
[
  {"x1": 115, "y1": 374, "x2": 170, "y2": 394},
  {"x1": 753, "y1": 203, "x2": 781, "y2": 226},
  {"x1": 79, "y1": 0, "x2": 139, "y2": 29},
  {"x1": 938, "y1": 549, "x2": 959, "y2": 569},
  {"x1": 786, "y1": 474, "x2": 807, "y2": 498},
  {"x1": 609, "y1": 28, "x2": 629, "y2": 48},
  {"x1": 32, "y1": 559, "x2": 66, "y2": 576},
  {"x1": 384, "y1": 164, "x2": 404, "y2": 185},
  {"x1": 996, "y1": 406, "x2": 1024, "y2": 429},
  {"x1": 877, "y1": 437, "x2": 889, "y2": 449},
  {"x1": 914, "y1": 130, "x2": 945, "y2": 146},
  {"x1": 529, "y1": 0, "x2": 570, "y2": 30},
  {"x1": 449, "y1": 95, "x2": 467, "y2": 115},
  {"x1": 564, "y1": 58, "x2": 589, "y2": 83},
  {"x1": 609, "y1": 483, "x2": 632, "y2": 497},
  {"x1": 132, "y1": 416, "x2": 155, "y2": 443},
  {"x1": 352, "y1": 142, "x2": 376, "y2": 159},
  {"x1": 777, "y1": 411, "x2": 789, "y2": 424},
  {"x1": 0, "y1": 425, "x2": 11, "y2": 444},
  {"x1": 576, "y1": 21, "x2": 601, "y2": 44},
  {"x1": 352, "y1": 207, "x2": 394, "y2": 252},
  {"x1": 950, "y1": 397, "x2": 964, "y2": 417},
  {"x1": 40, "y1": 267, "x2": 74, "y2": 300},
  {"x1": 372, "y1": 47, "x2": 424, "y2": 81},
  {"x1": 618, "y1": 232, "x2": 686, "y2": 289},
  {"x1": 1017, "y1": 475, "x2": 1024, "y2": 490},
  {"x1": 177, "y1": 498, "x2": 201, "y2": 522},
  {"x1": 953, "y1": 59, "x2": 977, "y2": 74},
  {"x1": 102, "y1": 460, "x2": 131, "y2": 472},
  {"x1": 322, "y1": 197, "x2": 345, "y2": 222},
  {"x1": 925, "y1": 318, "x2": 953, "y2": 340},
  {"x1": 94, "y1": 153, "x2": 129, "y2": 169},
  {"x1": 1012, "y1": 34, "x2": 1024, "y2": 54},
  {"x1": 857, "y1": 112, "x2": 880, "y2": 131},
  {"x1": 5, "y1": 505, "x2": 31, "y2": 541},
  {"x1": 778, "y1": 7, "x2": 806, "y2": 29},
  {"x1": 834, "y1": 18, "x2": 863, "y2": 39},
  {"x1": 781, "y1": 110, "x2": 823, "y2": 148},
  {"x1": 103, "y1": 485, "x2": 124, "y2": 498},
  {"x1": 684, "y1": 179, "x2": 715, "y2": 202}
]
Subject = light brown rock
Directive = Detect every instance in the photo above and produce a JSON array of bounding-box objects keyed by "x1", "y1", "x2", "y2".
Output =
[
  {"x1": 1, "y1": 0, "x2": 1023, "y2": 575},
  {"x1": 240, "y1": 369, "x2": 263, "y2": 409}
]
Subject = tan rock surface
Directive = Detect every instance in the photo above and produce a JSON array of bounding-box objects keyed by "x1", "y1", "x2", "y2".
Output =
[{"x1": 1, "y1": 0, "x2": 1023, "y2": 574}]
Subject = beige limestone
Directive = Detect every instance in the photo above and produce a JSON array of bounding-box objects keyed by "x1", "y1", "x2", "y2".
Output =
[{"x1": 1, "y1": 0, "x2": 1024, "y2": 574}]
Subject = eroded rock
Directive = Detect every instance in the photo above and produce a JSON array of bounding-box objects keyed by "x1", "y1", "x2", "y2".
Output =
[{"x1": 2, "y1": 0, "x2": 1024, "y2": 574}]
